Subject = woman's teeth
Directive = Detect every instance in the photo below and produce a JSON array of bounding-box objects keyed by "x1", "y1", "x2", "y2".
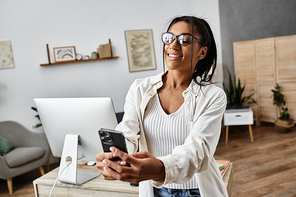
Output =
[{"x1": 168, "y1": 54, "x2": 181, "y2": 57}]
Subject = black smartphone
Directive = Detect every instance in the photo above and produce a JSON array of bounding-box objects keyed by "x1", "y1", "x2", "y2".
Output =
[
  {"x1": 98, "y1": 128, "x2": 128, "y2": 162},
  {"x1": 99, "y1": 128, "x2": 137, "y2": 187}
]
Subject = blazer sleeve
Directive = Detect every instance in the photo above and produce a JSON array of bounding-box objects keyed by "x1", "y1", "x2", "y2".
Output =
[{"x1": 115, "y1": 80, "x2": 141, "y2": 154}]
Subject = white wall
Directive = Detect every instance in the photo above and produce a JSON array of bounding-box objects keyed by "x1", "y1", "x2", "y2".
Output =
[{"x1": 0, "y1": 0, "x2": 223, "y2": 132}]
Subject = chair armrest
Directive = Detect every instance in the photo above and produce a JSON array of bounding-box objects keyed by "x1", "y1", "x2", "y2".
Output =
[{"x1": 0, "y1": 156, "x2": 11, "y2": 179}]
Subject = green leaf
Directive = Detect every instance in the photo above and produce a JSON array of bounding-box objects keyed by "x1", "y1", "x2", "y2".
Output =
[
  {"x1": 33, "y1": 123, "x2": 42, "y2": 128},
  {"x1": 31, "y1": 106, "x2": 38, "y2": 112}
]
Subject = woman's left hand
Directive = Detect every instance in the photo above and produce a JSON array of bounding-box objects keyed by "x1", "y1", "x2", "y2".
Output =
[{"x1": 101, "y1": 147, "x2": 165, "y2": 184}]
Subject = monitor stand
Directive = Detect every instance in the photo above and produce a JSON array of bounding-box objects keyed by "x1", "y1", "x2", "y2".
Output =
[{"x1": 58, "y1": 134, "x2": 100, "y2": 185}]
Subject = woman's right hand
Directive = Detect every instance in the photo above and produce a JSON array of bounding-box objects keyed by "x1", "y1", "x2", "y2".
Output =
[
  {"x1": 95, "y1": 151, "x2": 127, "y2": 180},
  {"x1": 98, "y1": 147, "x2": 165, "y2": 184}
]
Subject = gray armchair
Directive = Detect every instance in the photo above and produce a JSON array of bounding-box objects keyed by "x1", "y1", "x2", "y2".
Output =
[{"x1": 0, "y1": 121, "x2": 50, "y2": 195}]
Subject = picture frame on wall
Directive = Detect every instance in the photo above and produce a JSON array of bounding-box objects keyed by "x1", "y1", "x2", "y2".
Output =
[
  {"x1": 0, "y1": 40, "x2": 15, "y2": 69},
  {"x1": 125, "y1": 29, "x2": 156, "y2": 72},
  {"x1": 53, "y1": 46, "x2": 76, "y2": 62}
]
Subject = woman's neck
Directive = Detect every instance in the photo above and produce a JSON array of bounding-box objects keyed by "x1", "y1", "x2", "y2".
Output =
[{"x1": 163, "y1": 70, "x2": 192, "y2": 90}]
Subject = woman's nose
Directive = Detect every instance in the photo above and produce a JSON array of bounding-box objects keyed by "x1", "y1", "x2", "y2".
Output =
[{"x1": 169, "y1": 38, "x2": 181, "y2": 49}]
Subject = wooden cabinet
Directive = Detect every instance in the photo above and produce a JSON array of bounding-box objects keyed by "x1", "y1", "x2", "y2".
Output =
[{"x1": 233, "y1": 35, "x2": 296, "y2": 125}]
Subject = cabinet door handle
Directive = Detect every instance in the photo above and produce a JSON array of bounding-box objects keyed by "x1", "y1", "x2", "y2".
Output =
[{"x1": 235, "y1": 115, "x2": 241, "y2": 117}]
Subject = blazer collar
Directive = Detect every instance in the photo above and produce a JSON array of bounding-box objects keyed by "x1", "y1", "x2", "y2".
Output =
[{"x1": 149, "y1": 72, "x2": 206, "y2": 97}]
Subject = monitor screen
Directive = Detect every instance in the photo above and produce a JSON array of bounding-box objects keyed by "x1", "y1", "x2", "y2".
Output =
[{"x1": 34, "y1": 97, "x2": 118, "y2": 162}]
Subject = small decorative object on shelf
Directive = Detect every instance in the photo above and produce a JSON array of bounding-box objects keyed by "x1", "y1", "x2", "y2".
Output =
[
  {"x1": 40, "y1": 39, "x2": 118, "y2": 66},
  {"x1": 53, "y1": 46, "x2": 76, "y2": 62},
  {"x1": 97, "y1": 40, "x2": 112, "y2": 58},
  {"x1": 76, "y1": 54, "x2": 83, "y2": 61},
  {"x1": 91, "y1": 52, "x2": 98, "y2": 59}
]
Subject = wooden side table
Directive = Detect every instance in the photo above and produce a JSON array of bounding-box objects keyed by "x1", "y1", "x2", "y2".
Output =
[{"x1": 224, "y1": 108, "x2": 254, "y2": 143}]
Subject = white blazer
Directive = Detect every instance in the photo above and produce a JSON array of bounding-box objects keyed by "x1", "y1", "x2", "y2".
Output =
[{"x1": 116, "y1": 72, "x2": 228, "y2": 197}]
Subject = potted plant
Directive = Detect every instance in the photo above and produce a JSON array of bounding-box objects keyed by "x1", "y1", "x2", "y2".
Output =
[
  {"x1": 223, "y1": 69, "x2": 256, "y2": 109},
  {"x1": 271, "y1": 83, "x2": 294, "y2": 133}
]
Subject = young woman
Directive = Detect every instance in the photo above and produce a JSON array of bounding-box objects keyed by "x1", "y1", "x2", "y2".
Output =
[{"x1": 96, "y1": 16, "x2": 228, "y2": 197}]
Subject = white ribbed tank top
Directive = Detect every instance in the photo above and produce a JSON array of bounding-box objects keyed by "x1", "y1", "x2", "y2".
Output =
[{"x1": 143, "y1": 94, "x2": 198, "y2": 189}]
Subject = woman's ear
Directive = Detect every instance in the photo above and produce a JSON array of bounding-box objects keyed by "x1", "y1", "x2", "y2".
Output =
[{"x1": 199, "y1": 46, "x2": 208, "y2": 60}]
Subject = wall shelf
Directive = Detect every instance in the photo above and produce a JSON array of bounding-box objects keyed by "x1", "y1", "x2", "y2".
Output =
[
  {"x1": 40, "y1": 40, "x2": 118, "y2": 66},
  {"x1": 40, "y1": 56, "x2": 119, "y2": 66}
]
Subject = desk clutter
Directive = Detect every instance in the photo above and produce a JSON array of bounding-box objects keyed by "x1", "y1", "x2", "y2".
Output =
[{"x1": 216, "y1": 160, "x2": 231, "y2": 177}]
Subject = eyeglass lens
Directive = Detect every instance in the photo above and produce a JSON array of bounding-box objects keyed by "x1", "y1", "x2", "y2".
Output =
[{"x1": 162, "y1": 33, "x2": 193, "y2": 46}]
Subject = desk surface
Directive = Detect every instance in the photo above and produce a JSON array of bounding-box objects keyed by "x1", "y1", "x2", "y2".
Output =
[
  {"x1": 33, "y1": 165, "x2": 138, "y2": 197},
  {"x1": 34, "y1": 163, "x2": 233, "y2": 197}
]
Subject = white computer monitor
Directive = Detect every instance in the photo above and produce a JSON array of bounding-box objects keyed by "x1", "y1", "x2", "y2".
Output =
[{"x1": 34, "y1": 97, "x2": 118, "y2": 184}]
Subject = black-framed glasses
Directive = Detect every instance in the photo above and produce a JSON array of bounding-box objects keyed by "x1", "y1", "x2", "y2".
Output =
[{"x1": 161, "y1": 32, "x2": 202, "y2": 46}]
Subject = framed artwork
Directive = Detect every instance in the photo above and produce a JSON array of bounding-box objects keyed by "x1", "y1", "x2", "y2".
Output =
[
  {"x1": 0, "y1": 40, "x2": 15, "y2": 69},
  {"x1": 53, "y1": 46, "x2": 76, "y2": 62},
  {"x1": 125, "y1": 29, "x2": 156, "y2": 72}
]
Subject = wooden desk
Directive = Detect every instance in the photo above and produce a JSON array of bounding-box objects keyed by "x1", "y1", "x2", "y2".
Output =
[
  {"x1": 223, "y1": 162, "x2": 234, "y2": 196},
  {"x1": 33, "y1": 163, "x2": 233, "y2": 196},
  {"x1": 33, "y1": 165, "x2": 138, "y2": 197}
]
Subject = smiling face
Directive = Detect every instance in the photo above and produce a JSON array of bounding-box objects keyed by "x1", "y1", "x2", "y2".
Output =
[{"x1": 164, "y1": 21, "x2": 207, "y2": 74}]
